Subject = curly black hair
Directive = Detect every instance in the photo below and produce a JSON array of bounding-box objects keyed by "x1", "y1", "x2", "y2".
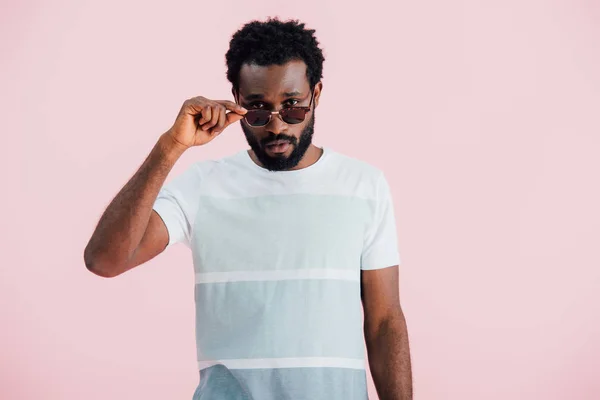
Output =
[{"x1": 225, "y1": 17, "x2": 325, "y2": 93}]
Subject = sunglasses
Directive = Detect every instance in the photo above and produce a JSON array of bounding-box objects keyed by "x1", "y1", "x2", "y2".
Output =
[{"x1": 239, "y1": 91, "x2": 314, "y2": 127}]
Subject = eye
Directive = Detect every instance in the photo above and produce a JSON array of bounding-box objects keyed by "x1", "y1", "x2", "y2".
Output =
[
  {"x1": 284, "y1": 99, "x2": 299, "y2": 107},
  {"x1": 249, "y1": 102, "x2": 266, "y2": 109}
]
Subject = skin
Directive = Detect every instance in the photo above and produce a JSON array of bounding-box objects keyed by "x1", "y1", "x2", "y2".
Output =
[
  {"x1": 83, "y1": 99, "x2": 247, "y2": 277},
  {"x1": 235, "y1": 60, "x2": 323, "y2": 171},
  {"x1": 362, "y1": 265, "x2": 413, "y2": 400},
  {"x1": 84, "y1": 59, "x2": 412, "y2": 399}
]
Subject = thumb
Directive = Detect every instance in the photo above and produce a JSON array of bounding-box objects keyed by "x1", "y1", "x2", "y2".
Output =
[{"x1": 224, "y1": 112, "x2": 245, "y2": 127}]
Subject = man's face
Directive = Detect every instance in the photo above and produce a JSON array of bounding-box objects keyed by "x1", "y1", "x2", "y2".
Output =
[{"x1": 236, "y1": 60, "x2": 320, "y2": 171}]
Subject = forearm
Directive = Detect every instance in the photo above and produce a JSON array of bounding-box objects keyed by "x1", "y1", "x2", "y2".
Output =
[
  {"x1": 84, "y1": 132, "x2": 185, "y2": 275},
  {"x1": 365, "y1": 311, "x2": 413, "y2": 400}
]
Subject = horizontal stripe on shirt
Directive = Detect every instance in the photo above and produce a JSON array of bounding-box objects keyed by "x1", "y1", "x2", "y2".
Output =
[
  {"x1": 195, "y1": 268, "x2": 360, "y2": 284},
  {"x1": 198, "y1": 357, "x2": 366, "y2": 371}
]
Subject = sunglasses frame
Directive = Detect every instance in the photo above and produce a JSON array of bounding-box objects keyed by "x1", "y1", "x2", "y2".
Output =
[{"x1": 237, "y1": 90, "x2": 315, "y2": 127}]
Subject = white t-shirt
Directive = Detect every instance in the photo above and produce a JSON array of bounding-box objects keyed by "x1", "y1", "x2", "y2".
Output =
[{"x1": 152, "y1": 147, "x2": 401, "y2": 400}]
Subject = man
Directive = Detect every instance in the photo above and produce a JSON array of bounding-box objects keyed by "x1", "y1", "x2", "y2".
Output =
[{"x1": 84, "y1": 17, "x2": 412, "y2": 400}]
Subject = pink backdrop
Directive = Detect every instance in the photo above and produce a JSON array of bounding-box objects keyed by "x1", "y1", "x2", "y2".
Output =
[{"x1": 2, "y1": 0, "x2": 599, "y2": 399}]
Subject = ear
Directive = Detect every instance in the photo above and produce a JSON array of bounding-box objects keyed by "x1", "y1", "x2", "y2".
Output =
[
  {"x1": 313, "y1": 81, "x2": 323, "y2": 108},
  {"x1": 231, "y1": 88, "x2": 238, "y2": 103}
]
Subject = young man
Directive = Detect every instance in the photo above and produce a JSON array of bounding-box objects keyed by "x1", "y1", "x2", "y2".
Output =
[{"x1": 84, "y1": 17, "x2": 412, "y2": 400}]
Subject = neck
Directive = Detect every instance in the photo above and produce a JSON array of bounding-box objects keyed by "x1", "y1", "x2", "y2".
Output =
[{"x1": 288, "y1": 144, "x2": 323, "y2": 170}]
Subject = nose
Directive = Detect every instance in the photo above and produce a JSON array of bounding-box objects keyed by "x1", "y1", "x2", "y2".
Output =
[{"x1": 266, "y1": 112, "x2": 288, "y2": 135}]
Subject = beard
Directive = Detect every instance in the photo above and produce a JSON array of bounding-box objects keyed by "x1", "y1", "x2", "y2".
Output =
[{"x1": 241, "y1": 112, "x2": 315, "y2": 172}]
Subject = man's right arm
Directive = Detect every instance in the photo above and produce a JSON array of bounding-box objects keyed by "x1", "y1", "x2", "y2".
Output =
[
  {"x1": 83, "y1": 133, "x2": 186, "y2": 277},
  {"x1": 83, "y1": 96, "x2": 247, "y2": 278}
]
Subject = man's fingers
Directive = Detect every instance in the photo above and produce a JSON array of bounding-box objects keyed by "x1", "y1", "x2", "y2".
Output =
[
  {"x1": 203, "y1": 105, "x2": 221, "y2": 131},
  {"x1": 197, "y1": 105, "x2": 212, "y2": 126},
  {"x1": 218, "y1": 107, "x2": 227, "y2": 131},
  {"x1": 183, "y1": 97, "x2": 245, "y2": 137},
  {"x1": 223, "y1": 111, "x2": 245, "y2": 129},
  {"x1": 216, "y1": 100, "x2": 247, "y2": 114},
  {"x1": 210, "y1": 107, "x2": 227, "y2": 135}
]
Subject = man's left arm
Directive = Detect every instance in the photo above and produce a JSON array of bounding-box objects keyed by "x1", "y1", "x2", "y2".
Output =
[{"x1": 361, "y1": 264, "x2": 412, "y2": 400}]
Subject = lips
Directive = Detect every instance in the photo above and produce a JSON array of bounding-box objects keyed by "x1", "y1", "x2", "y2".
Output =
[
  {"x1": 266, "y1": 140, "x2": 291, "y2": 147},
  {"x1": 264, "y1": 140, "x2": 291, "y2": 154}
]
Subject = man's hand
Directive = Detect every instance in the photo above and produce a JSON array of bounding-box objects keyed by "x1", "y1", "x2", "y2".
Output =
[{"x1": 167, "y1": 96, "x2": 247, "y2": 150}]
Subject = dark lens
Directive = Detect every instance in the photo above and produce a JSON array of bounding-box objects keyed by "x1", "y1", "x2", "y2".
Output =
[
  {"x1": 280, "y1": 108, "x2": 307, "y2": 124},
  {"x1": 245, "y1": 110, "x2": 270, "y2": 126}
]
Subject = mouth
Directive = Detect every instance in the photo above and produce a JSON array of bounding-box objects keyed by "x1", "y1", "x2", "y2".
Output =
[{"x1": 264, "y1": 140, "x2": 292, "y2": 154}]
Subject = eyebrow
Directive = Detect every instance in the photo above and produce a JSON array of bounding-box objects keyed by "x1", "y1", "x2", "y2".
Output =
[{"x1": 243, "y1": 91, "x2": 303, "y2": 101}]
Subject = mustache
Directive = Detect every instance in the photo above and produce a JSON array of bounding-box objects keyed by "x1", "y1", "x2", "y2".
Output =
[{"x1": 261, "y1": 134, "x2": 297, "y2": 147}]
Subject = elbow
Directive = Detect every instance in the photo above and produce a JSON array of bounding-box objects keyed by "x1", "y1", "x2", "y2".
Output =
[
  {"x1": 364, "y1": 311, "x2": 407, "y2": 342},
  {"x1": 87, "y1": 264, "x2": 120, "y2": 278},
  {"x1": 84, "y1": 245, "x2": 123, "y2": 278}
]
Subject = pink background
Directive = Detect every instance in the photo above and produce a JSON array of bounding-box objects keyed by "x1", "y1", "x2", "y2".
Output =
[{"x1": 2, "y1": 0, "x2": 599, "y2": 399}]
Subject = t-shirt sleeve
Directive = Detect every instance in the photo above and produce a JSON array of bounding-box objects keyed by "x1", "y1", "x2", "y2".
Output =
[
  {"x1": 152, "y1": 163, "x2": 202, "y2": 249},
  {"x1": 361, "y1": 172, "x2": 402, "y2": 270}
]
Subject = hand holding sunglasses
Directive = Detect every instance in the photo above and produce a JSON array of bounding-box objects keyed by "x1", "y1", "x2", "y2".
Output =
[{"x1": 166, "y1": 96, "x2": 248, "y2": 149}]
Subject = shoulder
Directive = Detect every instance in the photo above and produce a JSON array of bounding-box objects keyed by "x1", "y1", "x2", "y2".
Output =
[
  {"x1": 163, "y1": 150, "x2": 254, "y2": 199},
  {"x1": 327, "y1": 148, "x2": 384, "y2": 177},
  {"x1": 174, "y1": 150, "x2": 246, "y2": 181},
  {"x1": 323, "y1": 148, "x2": 386, "y2": 198}
]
